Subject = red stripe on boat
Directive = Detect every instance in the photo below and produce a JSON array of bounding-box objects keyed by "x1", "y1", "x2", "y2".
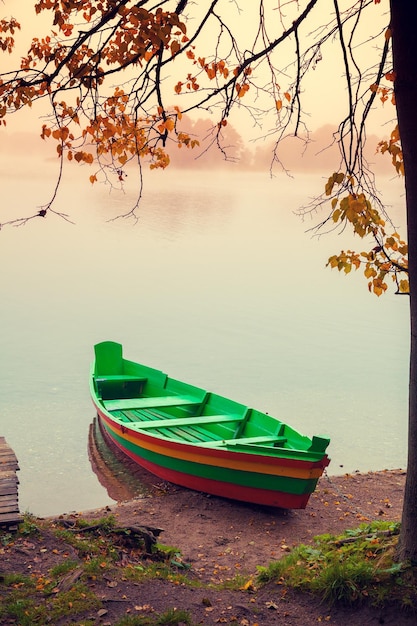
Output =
[{"x1": 99, "y1": 415, "x2": 312, "y2": 509}]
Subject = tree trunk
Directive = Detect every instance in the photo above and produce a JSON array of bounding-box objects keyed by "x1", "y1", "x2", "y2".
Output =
[{"x1": 390, "y1": 0, "x2": 417, "y2": 561}]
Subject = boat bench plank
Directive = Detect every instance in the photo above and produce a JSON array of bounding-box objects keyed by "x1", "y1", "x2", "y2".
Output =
[
  {"x1": 134, "y1": 414, "x2": 243, "y2": 430},
  {"x1": 198, "y1": 435, "x2": 287, "y2": 447},
  {"x1": 128, "y1": 409, "x2": 225, "y2": 443},
  {"x1": 103, "y1": 395, "x2": 200, "y2": 411},
  {"x1": 96, "y1": 375, "x2": 147, "y2": 383}
]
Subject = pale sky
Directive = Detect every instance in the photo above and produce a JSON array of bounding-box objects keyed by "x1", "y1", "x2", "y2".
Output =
[{"x1": 1, "y1": 1, "x2": 393, "y2": 138}]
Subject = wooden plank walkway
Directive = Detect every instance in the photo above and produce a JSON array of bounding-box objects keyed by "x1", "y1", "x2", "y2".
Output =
[{"x1": 0, "y1": 436, "x2": 22, "y2": 528}]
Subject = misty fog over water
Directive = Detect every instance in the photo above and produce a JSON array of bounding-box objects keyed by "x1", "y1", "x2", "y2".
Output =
[{"x1": 0, "y1": 165, "x2": 408, "y2": 516}]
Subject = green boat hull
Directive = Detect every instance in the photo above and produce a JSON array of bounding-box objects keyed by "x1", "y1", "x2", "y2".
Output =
[{"x1": 90, "y1": 341, "x2": 330, "y2": 509}]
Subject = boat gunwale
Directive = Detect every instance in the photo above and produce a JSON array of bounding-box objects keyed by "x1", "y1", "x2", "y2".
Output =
[{"x1": 94, "y1": 401, "x2": 330, "y2": 469}]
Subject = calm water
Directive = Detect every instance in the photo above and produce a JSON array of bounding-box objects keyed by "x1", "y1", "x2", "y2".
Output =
[{"x1": 0, "y1": 163, "x2": 409, "y2": 516}]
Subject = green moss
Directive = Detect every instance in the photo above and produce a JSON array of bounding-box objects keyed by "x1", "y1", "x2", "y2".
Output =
[
  {"x1": 0, "y1": 575, "x2": 100, "y2": 625},
  {"x1": 256, "y1": 520, "x2": 417, "y2": 608},
  {"x1": 45, "y1": 583, "x2": 102, "y2": 620},
  {"x1": 49, "y1": 559, "x2": 80, "y2": 578},
  {"x1": 0, "y1": 594, "x2": 36, "y2": 625},
  {"x1": 53, "y1": 528, "x2": 104, "y2": 556},
  {"x1": 114, "y1": 608, "x2": 192, "y2": 625},
  {"x1": 1, "y1": 572, "x2": 35, "y2": 587},
  {"x1": 75, "y1": 514, "x2": 117, "y2": 530}
]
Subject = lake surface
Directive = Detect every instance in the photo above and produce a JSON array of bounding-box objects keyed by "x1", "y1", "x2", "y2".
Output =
[{"x1": 0, "y1": 162, "x2": 409, "y2": 516}]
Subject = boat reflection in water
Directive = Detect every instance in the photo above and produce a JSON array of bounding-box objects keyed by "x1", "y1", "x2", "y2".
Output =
[{"x1": 88, "y1": 417, "x2": 169, "y2": 503}]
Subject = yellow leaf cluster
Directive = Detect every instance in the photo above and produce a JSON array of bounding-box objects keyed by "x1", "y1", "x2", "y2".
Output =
[
  {"x1": 36, "y1": 86, "x2": 194, "y2": 177},
  {"x1": 326, "y1": 174, "x2": 408, "y2": 296},
  {"x1": 325, "y1": 172, "x2": 345, "y2": 196},
  {"x1": 198, "y1": 58, "x2": 230, "y2": 81},
  {"x1": 327, "y1": 246, "x2": 408, "y2": 296},
  {"x1": 327, "y1": 251, "x2": 361, "y2": 274},
  {"x1": 177, "y1": 132, "x2": 199, "y2": 149},
  {"x1": 377, "y1": 124, "x2": 404, "y2": 176},
  {"x1": 0, "y1": 1, "x2": 204, "y2": 186},
  {"x1": 31, "y1": 1, "x2": 188, "y2": 92}
]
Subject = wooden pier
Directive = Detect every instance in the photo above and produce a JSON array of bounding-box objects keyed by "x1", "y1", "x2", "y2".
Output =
[{"x1": 0, "y1": 436, "x2": 22, "y2": 528}]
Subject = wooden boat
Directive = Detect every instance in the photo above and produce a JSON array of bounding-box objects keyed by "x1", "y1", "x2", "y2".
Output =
[{"x1": 90, "y1": 341, "x2": 331, "y2": 509}]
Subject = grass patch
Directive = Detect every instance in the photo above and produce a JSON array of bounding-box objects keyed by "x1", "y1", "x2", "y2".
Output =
[
  {"x1": 0, "y1": 593, "x2": 36, "y2": 625},
  {"x1": 257, "y1": 520, "x2": 417, "y2": 608},
  {"x1": 52, "y1": 517, "x2": 120, "y2": 561},
  {"x1": 114, "y1": 608, "x2": 192, "y2": 625},
  {"x1": 0, "y1": 514, "x2": 197, "y2": 625},
  {"x1": 122, "y1": 560, "x2": 192, "y2": 586},
  {"x1": 0, "y1": 578, "x2": 100, "y2": 625},
  {"x1": 53, "y1": 527, "x2": 105, "y2": 557},
  {"x1": 75, "y1": 514, "x2": 117, "y2": 530},
  {"x1": 45, "y1": 582, "x2": 102, "y2": 620},
  {"x1": 1, "y1": 572, "x2": 35, "y2": 587},
  {"x1": 19, "y1": 512, "x2": 43, "y2": 537},
  {"x1": 49, "y1": 559, "x2": 80, "y2": 578}
]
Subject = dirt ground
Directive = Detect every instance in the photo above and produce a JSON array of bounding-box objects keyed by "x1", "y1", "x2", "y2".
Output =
[{"x1": 2, "y1": 467, "x2": 415, "y2": 625}]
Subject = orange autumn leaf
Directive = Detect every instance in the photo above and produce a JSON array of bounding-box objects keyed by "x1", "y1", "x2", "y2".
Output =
[
  {"x1": 164, "y1": 117, "x2": 175, "y2": 131},
  {"x1": 236, "y1": 83, "x2": 249, "y2": 98},
  {"x1": 52, "y1": 126, "x2": 70, "y2": 141},
  {"x1": 41, "y1": 124, "x2": 51, "y2": 139},
  {"x1": 170, "y1": 40, "x2": 180, "y2": 56}
]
